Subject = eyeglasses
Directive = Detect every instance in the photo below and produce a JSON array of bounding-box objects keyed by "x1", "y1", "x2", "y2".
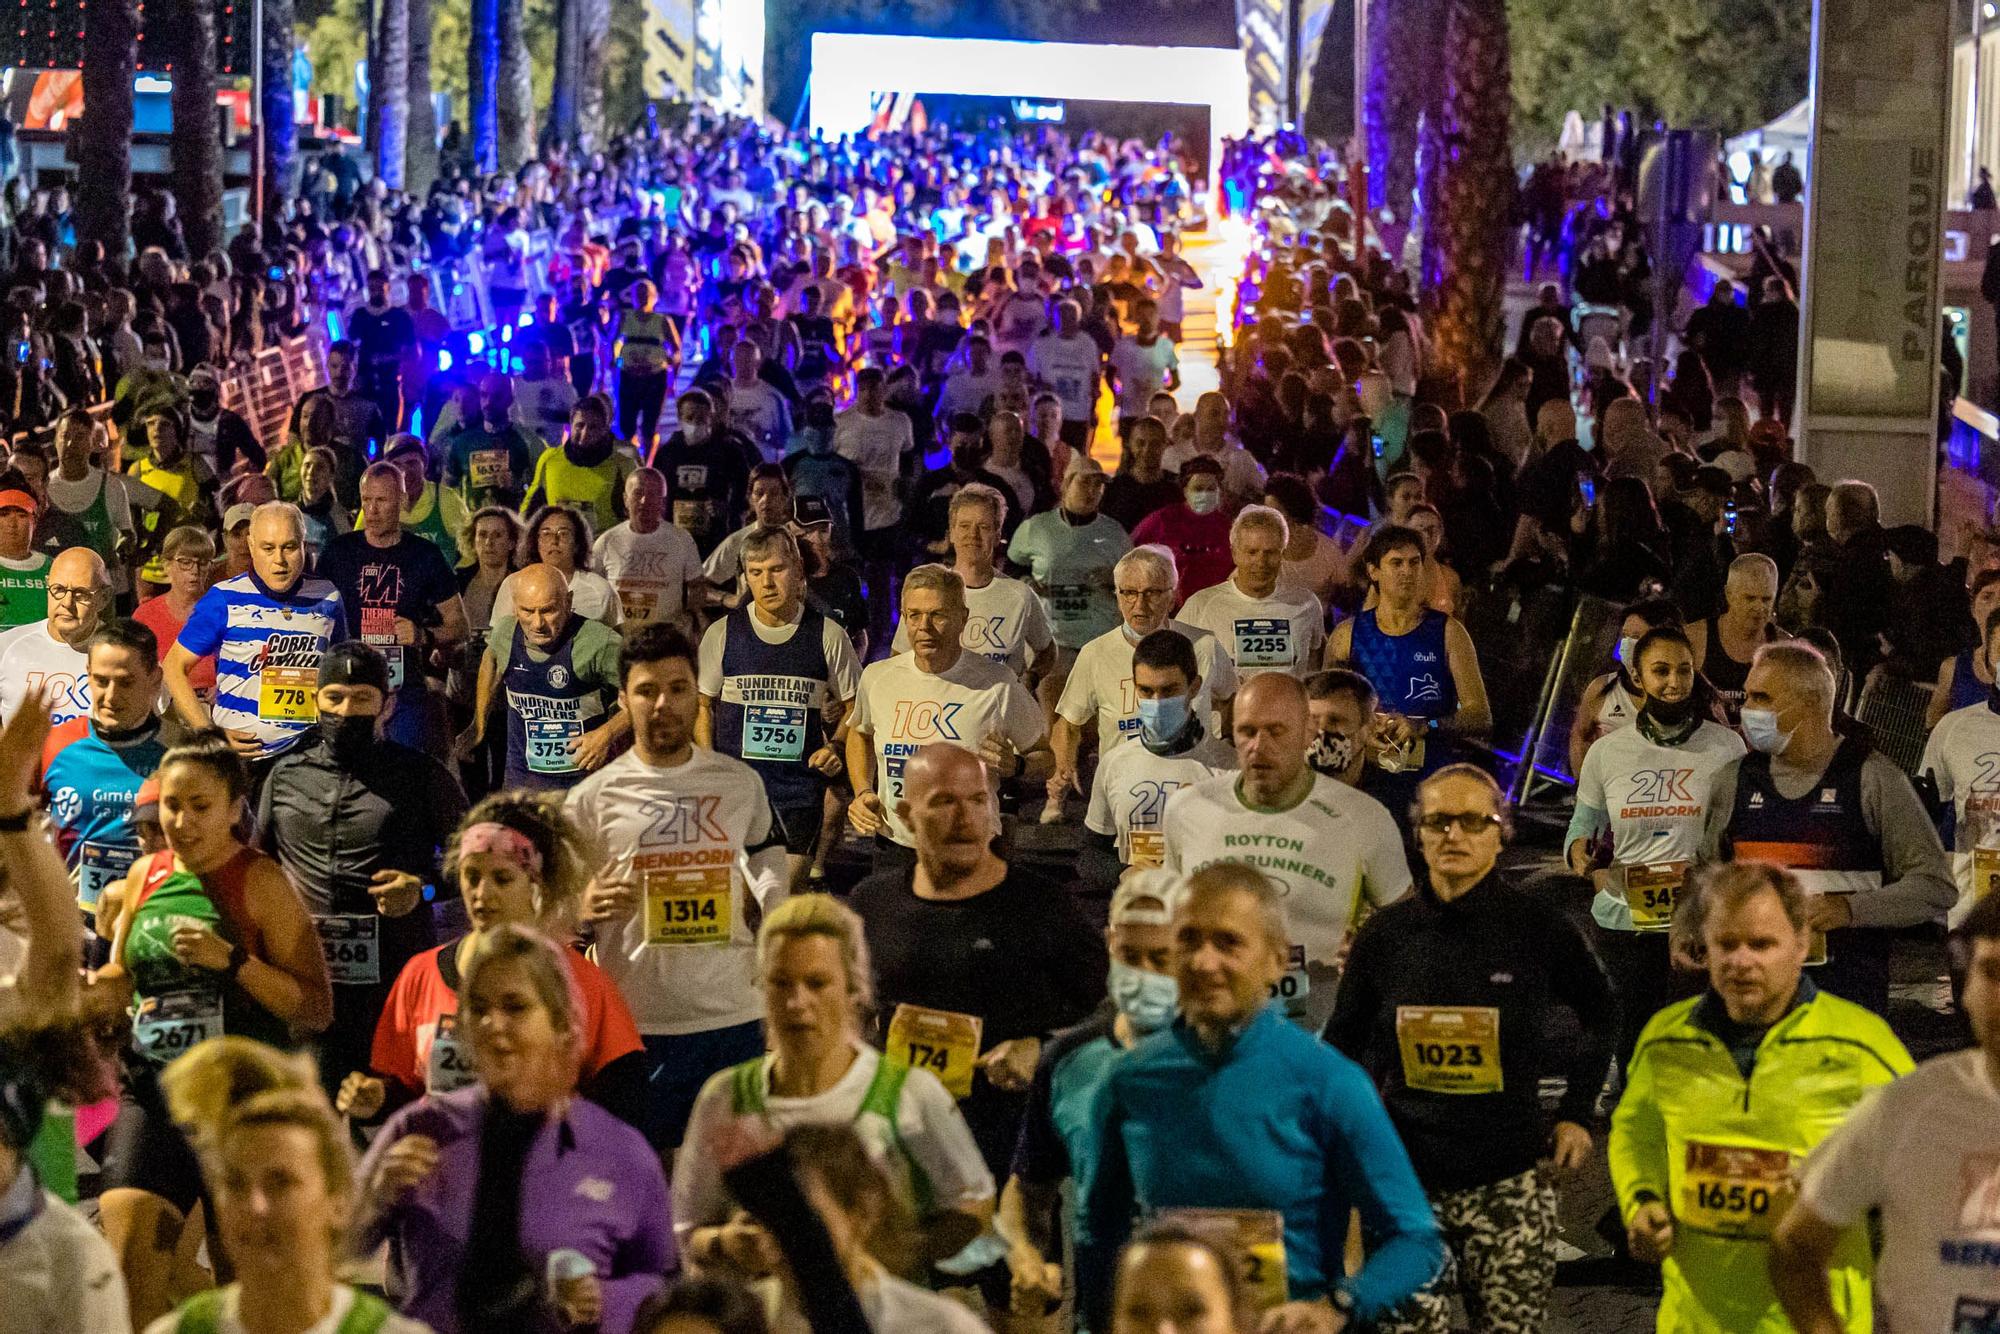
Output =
[
  {"x1": 167, "y1": 556, "x2": 206, "y2": 572},
  {"x1": 1415, "y1": 811, "x2": 1504, "y2": 837},
  {"x1": 1116, "y1": 586, "x2": 1172, "y2": 601},
  {"x1": 46, "y1": 584, "x2": 100, "y2": 605}
]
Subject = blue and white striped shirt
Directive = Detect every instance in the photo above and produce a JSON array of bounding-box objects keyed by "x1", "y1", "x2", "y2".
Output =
[{"x1": 176, "y1": 572, "x2": 345, "y2": 759}]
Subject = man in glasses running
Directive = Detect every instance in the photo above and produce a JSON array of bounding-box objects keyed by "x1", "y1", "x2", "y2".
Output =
[{"x1": 1323, "y1": 764, "x2": 1617, "y2": 1334}]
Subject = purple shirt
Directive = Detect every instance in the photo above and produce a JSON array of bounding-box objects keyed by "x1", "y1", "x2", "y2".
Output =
[{"x1": 357, "y1": 1086, "x2": 675, "y2": 1334}]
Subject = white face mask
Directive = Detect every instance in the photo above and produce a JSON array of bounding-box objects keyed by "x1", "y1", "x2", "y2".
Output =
[
  {"x1": 1617, "y1": 636, "x2": 1640, "y2": 669},
  {"x1": 1186, "y1": 487, "x2": 1221, "y2": 515}
]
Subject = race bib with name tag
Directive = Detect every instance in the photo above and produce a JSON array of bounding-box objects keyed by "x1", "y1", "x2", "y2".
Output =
[
  {"x1": 1622, "y1": 861, "x2": 1689, "y2": 931},
  {"x1": 135, "y1": 990, "x2": 223, "y2": 1064},
  {"x1": 259, "y1": 665, "x2": 318, "y2": 722},
  {"x1": 526, "y1": 719, "x2": 583, "y2": 774},
  {"x1": 1976, "y1": 847, "x2": 2000, "y2": 902},
  {"x1": 1154, "y1": 1208, "x2": 1288, "y2": 1310},
  {"x1": 426, "y1": 1013, "x2": 476, "y2": 1094},
  {"x1": 77, "y1": 840, "x2": 137, "y2": 913},
  {"x1": 1954, "y1": 1299, "x2": 2000, "y2": 1333},
  {"x1": 1048, "y1": 584, "x2": 1092, "y2": 623},
  {"x1": 887, "y1": 1003, "x2": 982, "y2": 1100},
  {"x1": 1268, "y1": 944, "x2": 1311, "y2": 1008},
  {"x1": 468, "y1": 449, "x2": 511, "y2": 490},
  {"x1": 1233, "y1": 618, "x2": 1294, "y2": 669},
  {"x1": 315, "y1": 914, "x2": 380, "y2": 985},
  {"x1": 742, "y1": 704, "x2": 808, "y2": 762},
  {"x1": 1680, "y1": 1140, "x2": 1795, "y2": 1239},
  {"x1": 644, "y1": 865, "x2": 733, "y2": 946},
  {"x1": 1396, "y1": 1005, "x2": 1502, "y2": 1094},
  {"x1": 1127, "y1": 829, "x2": 1165, "y2": 868},
  {"x1": 614, "y1": 579, "x2": 666, "y2": 624}
]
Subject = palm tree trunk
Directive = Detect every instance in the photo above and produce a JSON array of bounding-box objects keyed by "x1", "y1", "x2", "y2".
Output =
[
  {"x1": 166, "y1": 0, "x2": 224, "y2": 257},
  {"x1": 1364, "y1": 0, "x2": 1438, "y2": 222},
  {"x1": 575, "y1": 0, "x2": 609, "y2": 147},
  {"x1": 76, "y1": 0, "x2": 137, "y2": 258},
  {"x1": 1419, "y1": 0, "x2": 1513, "y2": 401},
  {"x1": 406, "y1": 0, "x2": 439, "y2": 194},
  {"x1": 372, "y1": 0, "x2": 411, "y2": 188},
  {"x1": 548, "y1": 0, "x2": 579, "y2": 149},
  {"x1": 467, "y1": 0, "x2": 499, "y2": 173},
  {"x1": 495, "y1": 0, "x2": 535, "y2": 171},
  {"x1": 260, "y1": 0, "x2": 296, "y2": 215}
]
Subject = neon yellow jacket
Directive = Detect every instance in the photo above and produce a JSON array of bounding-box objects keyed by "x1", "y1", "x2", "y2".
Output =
[{"x1": 1608, "y1": 984, "x2": 1911, "y2": 1333}]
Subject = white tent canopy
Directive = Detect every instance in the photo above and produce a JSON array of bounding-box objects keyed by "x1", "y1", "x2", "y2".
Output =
[
  {"x1": 1725, "y1": 99, "x2": 1812, "y2": 164},
  {"x1": 808, "y1": 33, "x2": 1252, "y2": 213}
]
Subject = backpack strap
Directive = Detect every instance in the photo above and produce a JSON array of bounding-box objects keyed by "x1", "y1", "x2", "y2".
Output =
[
  {"x1": 339, "y1": 1289, "x2": 397, "y2": 1334},
  {"x1": 858, "y1": 1056, "x2": 936, "y2": 1217},
  {"x1": 174, "y1": 1290, "x2": 226, "y2": 1334},
  {"x1": 728, "y1": 1056, "x2": 768, "y2": 1117}
]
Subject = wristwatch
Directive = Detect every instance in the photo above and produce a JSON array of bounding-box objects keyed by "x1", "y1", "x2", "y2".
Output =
[
  {"x1": 224, "y1": 942, "x2": 249, "y2": 980},
  {"x1": 0, "y1": 808, "x2": 32, "y2": 832},
  {"x1": 1329, "y1": 1287, "x2": 1357, "y2": 1319}
]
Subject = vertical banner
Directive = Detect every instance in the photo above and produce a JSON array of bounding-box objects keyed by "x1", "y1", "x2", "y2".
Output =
[
  {"x1": 692, "y1": 0, "x2": 764, "y2": 117},
  {"x1": 1236, "y1": 0, "x2": 1289, "y2": 130},
  {"x1": 1795, "y1": 0, "x2": 1952, "y2": 525},
  {"x1": 642, "y1": 0, "x2": 695, "y2": 100}
]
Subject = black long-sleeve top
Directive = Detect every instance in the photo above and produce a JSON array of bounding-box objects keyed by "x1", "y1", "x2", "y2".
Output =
[
  {"x1": 1322, "y1": 870, "x2": 1617, "y2": 1194},
  {"x1": 849, "y1": 866, "x2": 1109, "y2": 1177}
]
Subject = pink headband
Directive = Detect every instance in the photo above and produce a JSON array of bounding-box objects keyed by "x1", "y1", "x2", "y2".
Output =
[{"x1": 459, "y1": 822, "x2": 545, "y2": 877}]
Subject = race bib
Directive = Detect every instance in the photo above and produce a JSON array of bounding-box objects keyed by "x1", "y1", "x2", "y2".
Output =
[
  {"x1": 742, "y1": 705, "x2": 808, "y2": 762},
  {"x1": 1680, "y1": 1140, "x2": 1795, "y2": 1239},
  {"x1": 614, "y1": 579, "x2": 664, "y2": 624},
  {"x1": 468, "y1": 449, "x2": 511, "y2": 490},
  {"x1": 77, "y1": 839, "x2": 137, "y2": 913},
  {"x1": 1396, "y1": 1005, "x2": 1502, "y2": 1094},
  {"x1": 886, "y1": 1003, "x2": 982, "y2": 1100},
  {"x1": 258, "y1": 665, "x2": 318, "y2": 723},
  {"x1": 1954, "y1": 1298, "x2": 2000, "y2": 1333},
  {"x1": 360, "y1": 608, "x2": 406, "y2": 690},
  {"x1": 425, "y1": 1013, "x2": 476, "y2": 1094},
  {"x1": 525, "y1": 719, "x2": 583, "y2": 775},
  {"x1": 1233, "y1": 618, "x2": 1294, "y2": 670},
  {"x1": 1975, "y1": 847, "x2": 2000, "y2": 902},
  {"x1": 135, "y1": 989, "x2": 223, "y2": 1064},
  {"x1": 643, "y1": 865, "x2": 733, "y2": 946},
  {"x1": 315, "y1": 913, "x2": 380, "y2": 985},
  {"x1": 1268, "y1": 944, "x2": 1312, "y2": 1009},
  {"x1": 1622, "y1": 861, "x2": 1689, "y2": 931},
  {"x1": 1154, "y1": 1209, "x2": 1288, "y2": 1310},
  {"x1": 1048, "y1": 584, "x2": 1092, "y2": 623},
  {"x1": 1127, "y1": 829, "x2": 1165, "y2": 868}
]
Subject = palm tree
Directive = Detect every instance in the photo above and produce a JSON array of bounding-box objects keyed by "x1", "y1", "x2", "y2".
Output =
[
  {"x1": 166, "y1": 0, "x2": 224, "y2": 257},
  {"x1": 371, "y1": 0, "x2": 411, "y2": 188},
  {"x1": 406, "y1": 0, "x2": 439, "y2": 194},
  {"x1": 1418, "y1": 0, "x2": 1513, "y2": 401},
  {"x1": 468, "y1": 0, "x2": 499, "y2": 173},
  {"x1": 259, "y1": 0, "x2": 296, "y2": 214},
  {"x1": 496, "y1": 0, "x2": 535, "y2": 170},
  {"x1": 575, "y1": 0, "x2": 608, "y2": 147},
  {"x1": 1364, "y1": 0, "x2": 1438, "y2": 223},
  {"x1": 76, "y1": 0, "x2": 137, "y2": 258},
  {"x1": 548, "y1": 0, "x2": 580, "y2": 148}
]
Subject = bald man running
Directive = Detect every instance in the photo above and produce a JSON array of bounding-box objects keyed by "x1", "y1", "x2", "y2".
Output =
[
  {"x1": 0, "y1": 546, "x2": 114, "y2": 725},
  {"x1": 470, "y1": 561, "x2": 628, "y2": 790},
  {"x1": 848, "y1": 740, "x2": 1106, "y2": 1307},
  {"x1": 1162, "y1": 672, "x2": 1413, "y2": 1031}
]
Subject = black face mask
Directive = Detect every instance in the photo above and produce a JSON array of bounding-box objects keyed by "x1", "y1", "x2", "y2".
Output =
[
  {"x1": 320, "y1": 712, "x2": 379, "y2": 761},
  {"x1": 1640, "y1": 691, "x2": 1701, "y2": 738}
]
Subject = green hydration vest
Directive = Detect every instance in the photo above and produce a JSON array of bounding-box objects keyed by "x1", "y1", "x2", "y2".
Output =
[
  {"x1": 403, "y1": 481, "x2": 461, "y2": 565},
  {"x1": 176, "y1": 1287, "x2": 394, "y2": 1334},
  {"x1": 729, "y1": 1053, "x2": 935, "y2": 1214},
  {"x1": 126, "y1": 856, "x2": 289, "y2": 1063},
  {"x1": 62, "y1": 471, "x2": 118, "y2": 561},
  {"x1": 0, "y1": 553, "x2": 49, "y2": 627}
]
